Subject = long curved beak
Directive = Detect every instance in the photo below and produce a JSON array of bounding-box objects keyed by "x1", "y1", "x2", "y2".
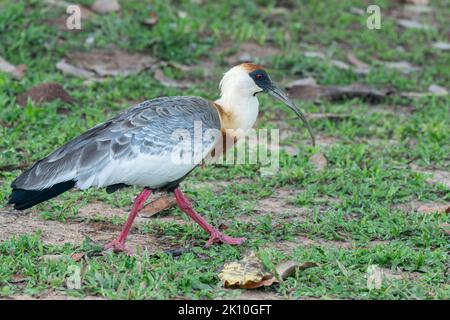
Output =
[{"x1": 266, "y1": 84, "x2": 316, "y2": 146}]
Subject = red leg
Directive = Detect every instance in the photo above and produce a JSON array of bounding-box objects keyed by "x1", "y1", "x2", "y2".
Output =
[
  {"x1": 174, "y1": 187, "x2": 245, "y2": 248},
  {"x1": 104, "y1": 188, "x2": 152, "y2": 254}
]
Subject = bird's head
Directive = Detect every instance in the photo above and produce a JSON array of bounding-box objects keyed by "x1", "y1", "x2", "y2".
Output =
[{"x1": 220, "y1": 63, "x2": 315, "y2": 146}]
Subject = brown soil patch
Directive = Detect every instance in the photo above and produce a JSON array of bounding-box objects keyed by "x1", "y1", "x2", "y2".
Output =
[
  {"x1": 240, "y1": 189, "x2": 340, "y2": 224},
  {"x1": 0, "y1": 208, "x2": 167, "y2": 254},
  {"x1": 76, "y1": 199, "x2": 187, "y2": 226},
  {"x1": 252, "y1": 189, "x2": 309, "y2": 218},
  {"x1": 409, "y1": 164, "x2": 450, "y2": 189},
  {"x1": 392, "y1": 200, "x2": 450, "y2": 214},
  {"x1": 0, "y1": 210, "x2": 88, "y2": 245}
]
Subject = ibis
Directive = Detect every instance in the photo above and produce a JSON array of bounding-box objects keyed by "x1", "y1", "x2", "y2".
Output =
[{"x1": 8, "y1": 63, "x2": 315, "y2": 253}]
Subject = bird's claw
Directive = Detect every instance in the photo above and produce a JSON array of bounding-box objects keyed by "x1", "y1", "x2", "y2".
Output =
[
  {"x1": 104, "y1": 239, "x2": 132, "y2": 255},
  {"x1": 204, "y1": 231, "x2": 246, "y2": 248}
]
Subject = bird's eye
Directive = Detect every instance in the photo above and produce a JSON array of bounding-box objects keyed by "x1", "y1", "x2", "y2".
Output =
[{"x1": 256, "y1": 74, "x2": 264, "y2": 79}]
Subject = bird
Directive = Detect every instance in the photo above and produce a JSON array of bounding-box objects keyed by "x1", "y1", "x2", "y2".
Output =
[{"x1": 8, "y1": 63, "x2": 315, "y2": 253}]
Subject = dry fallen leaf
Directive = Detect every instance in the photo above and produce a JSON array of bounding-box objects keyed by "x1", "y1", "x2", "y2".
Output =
[
  {"x1": 286, "y1": 77, "x2": 317, "y2": 88},
  {"x1": 417, "y1": 204, "x2": 450, "y2": 214},
  {"x1": 153, "y1": 68, "x2": 192, "y2": 89},
  {"x1": 70, "y1": 252, "x2": 86, "y2": 262},
  {"x1": 403, "y1": 5, "x2": 432, "y2": 14},
  {"x1": 432, "y1": 42, "x2": 450, "y2": 51},
  {"x1": 346, "y1": 53, "x2": 370, "y2": 74},
  {"x1": 40, "y1": 254, "x2": 64, "y2": 262},
  {"x1": 9, "y1": 274, "x2": 29, "y2": 284},
  {"x1": 91, "y1": 0, "x2": 120, "y2": 14},
  {"x1": 56, "y1": 59, "x2": 101, "y2": 80},
  {"x1": 57, "y1": 50, "x2": 158, "y2": 80},
  {"x1": 67, "y1": 50, "x2": 157, "y2": 77},
  {"x1": 330, "y1": 59, "x2": 351, "y2": 70},
  {"x1": 304, "y1": 51, "x2": 326, "y2": 59},
  {"x1": 310, "y1": 152, "x2": 327, "y2": 172},
  {"x1": 396, "y1": 19, "x2": 435, "y2": 31},
  {"x1": 384, "y1": 61, "x2": 419, "y2": 74},
  {"x1": 219, "y1": 253, "x2": 318, "y2": 289},
  {"x1": 428, "y1": 84, "x2": 448, "y2": 96},
  {"x1": 275, "y1": 260, "x2": 318, "y2": 281},
  {"x1": 16, "y1": 83, "x2": 75, "y2": 106},
  {"x1": 307, "y1": 113, "x2": 350, "y2": 121},
  {"x1": 140, "y1": 193, "x2": 176, "y2": 216},
  {"x1": 143, "y1": 12, "x2": 158, "y2": 26},
  {"x1": 218, "y1": 252, "x2": 275, "y2": 289},
  {"x1": 400, "y1": 0, "x2": 428, "y2": 5},
  {"x1": 286, "y1": 83, "x2": 394, "y2": 103},
  {"x1": 346, "y1": 53, "x2": 369, "y2": 70},
  {"x1": 349, "y1": 7, "x2": 365, "y2": 16},
  {"x1": 0, "y1": 56, "x2": 26, "y2": 79}
]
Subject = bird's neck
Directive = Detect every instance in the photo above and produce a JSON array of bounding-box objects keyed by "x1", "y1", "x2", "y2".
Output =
[{"x1": 214, "y1": 92, "x2": 259, "y2": 131}]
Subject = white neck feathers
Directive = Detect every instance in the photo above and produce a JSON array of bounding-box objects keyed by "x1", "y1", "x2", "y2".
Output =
[{"x1": 215, "y1": 66, "x2": 261, "y2": 130}]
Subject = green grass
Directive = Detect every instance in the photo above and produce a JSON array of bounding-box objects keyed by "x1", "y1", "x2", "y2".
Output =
[{"x1": 0, "y1": 0, "x2": 449, "y2": 299}]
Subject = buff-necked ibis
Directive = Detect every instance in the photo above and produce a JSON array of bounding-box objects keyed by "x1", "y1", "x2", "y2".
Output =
[{"x1": 8, "y1": 63, "x2": 315, "y2": 253}]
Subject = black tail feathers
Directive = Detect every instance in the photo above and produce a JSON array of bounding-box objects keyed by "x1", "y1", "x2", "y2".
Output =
[{"x1": 8, "y1": 180, "x2": 76, "y2": 210}]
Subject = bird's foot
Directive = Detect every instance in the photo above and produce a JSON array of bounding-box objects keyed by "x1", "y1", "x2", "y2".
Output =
[
  {"x1": 104, "y1": 239, "x2": 132, "y2": 255},
  {"x1": 205, "y1": 230, "x2": 246, "y2": 248}
]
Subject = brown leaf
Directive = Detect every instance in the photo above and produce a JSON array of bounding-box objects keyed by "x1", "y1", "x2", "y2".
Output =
[
  {"x1": 346, "y1": 53, "x2": 370, "y2": 73},
  {"x1": 56, "y1": 59, "x2": 101, "y2": 80},
  {"x1": 91, "y1": 0, "x2": 120, "y2": 14},
  {"x1": 16, "y1": 83, "x2": 75, "y2": 106},
  {"x1": 330, "y1": 59, "x2": 351, "y2": 70},
  {"x1": 304, "y1": 51, "x2": 326, "y2": 59},
  {"x1": 400, "y1": 0, "x2": 428, "y2": 5},
  {"x1": 140, "y1": 193, "x2": 176, "y2": 216},
  {"x1": 225, "y1": 42, "x2": 281, "y2": 65},
  {"x1": 310, "y1": 152, "x2": 327, "y2": 172},
  {"x1": 40, "y1": 254, "x2": 64, "y2": 262},
  {"x1": 153, "y1": 68, "x2": 192, "y2": 89},
  {"x1": 428, "y1": 84, "x2": 448, "y2": 96},
  {"x1": 218, "y1": 252, "x2": 275, "y2": 289},
  {"x1": 417, "y1": 204, "x2": 450, "y2": 214},
  {"x1": 286, "y1": 77, "x2": 316, "y2": 88},
  {"x1": 67, "y1": 50, "x2": 157, "y2": 77},
  {"x1": 10, "y1": 274, "x2": 29, "y2": 284},
  {"x1": 218, "y1": 223, "x2": 229, "y2": 231},
  {"x1": 70, "y1": 252, "x2": 86, "y2": 262},
  {"x1": 349, "y1": 7, "x2": 365, "y2": 16},
  {"x1": 307, "y1": 113, "x2": 350, "y2": 121},
  {"x1": 276, "y1": 260, "x2": 318, "y2": 280},
  {"x1": 432, "y1": 42, "x2": 450, "y2": 51},
  {"x1": 0, "y1": 56, "x2": 26, "y2": 79},
  {"x1": 143, "y1": 12, "x2": 158, "y2": 26},
  {"x1": 384, "y1": 61, "x2": 419, "y2": 74},
  {"x1": 396, "y1": 19, "x2": 435, "y2": 31},
  {"x1": 287, "y1": 83, "x2": 394, "y2": 104},
  {"x1": 57, "y1": 50, "x2": 158, "y2": 80}
]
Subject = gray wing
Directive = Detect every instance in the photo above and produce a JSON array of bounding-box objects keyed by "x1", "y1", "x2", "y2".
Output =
[{"x1": 12, "y1": 96, "x2": 221, "y2": 190}]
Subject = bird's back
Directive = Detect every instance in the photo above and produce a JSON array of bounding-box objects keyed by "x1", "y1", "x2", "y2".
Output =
[{"x1": 9, "y1": 96, "x2": 221, "y2": 210}]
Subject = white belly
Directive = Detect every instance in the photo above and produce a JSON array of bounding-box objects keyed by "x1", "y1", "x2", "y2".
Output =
[{"x1": 75, "y1": 147, "x2": 211, "y2": 190}]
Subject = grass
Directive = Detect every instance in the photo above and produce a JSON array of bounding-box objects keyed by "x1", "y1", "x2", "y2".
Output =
[{"x1": 0, "y1": 0, "x2": 449, "y2": 299}]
